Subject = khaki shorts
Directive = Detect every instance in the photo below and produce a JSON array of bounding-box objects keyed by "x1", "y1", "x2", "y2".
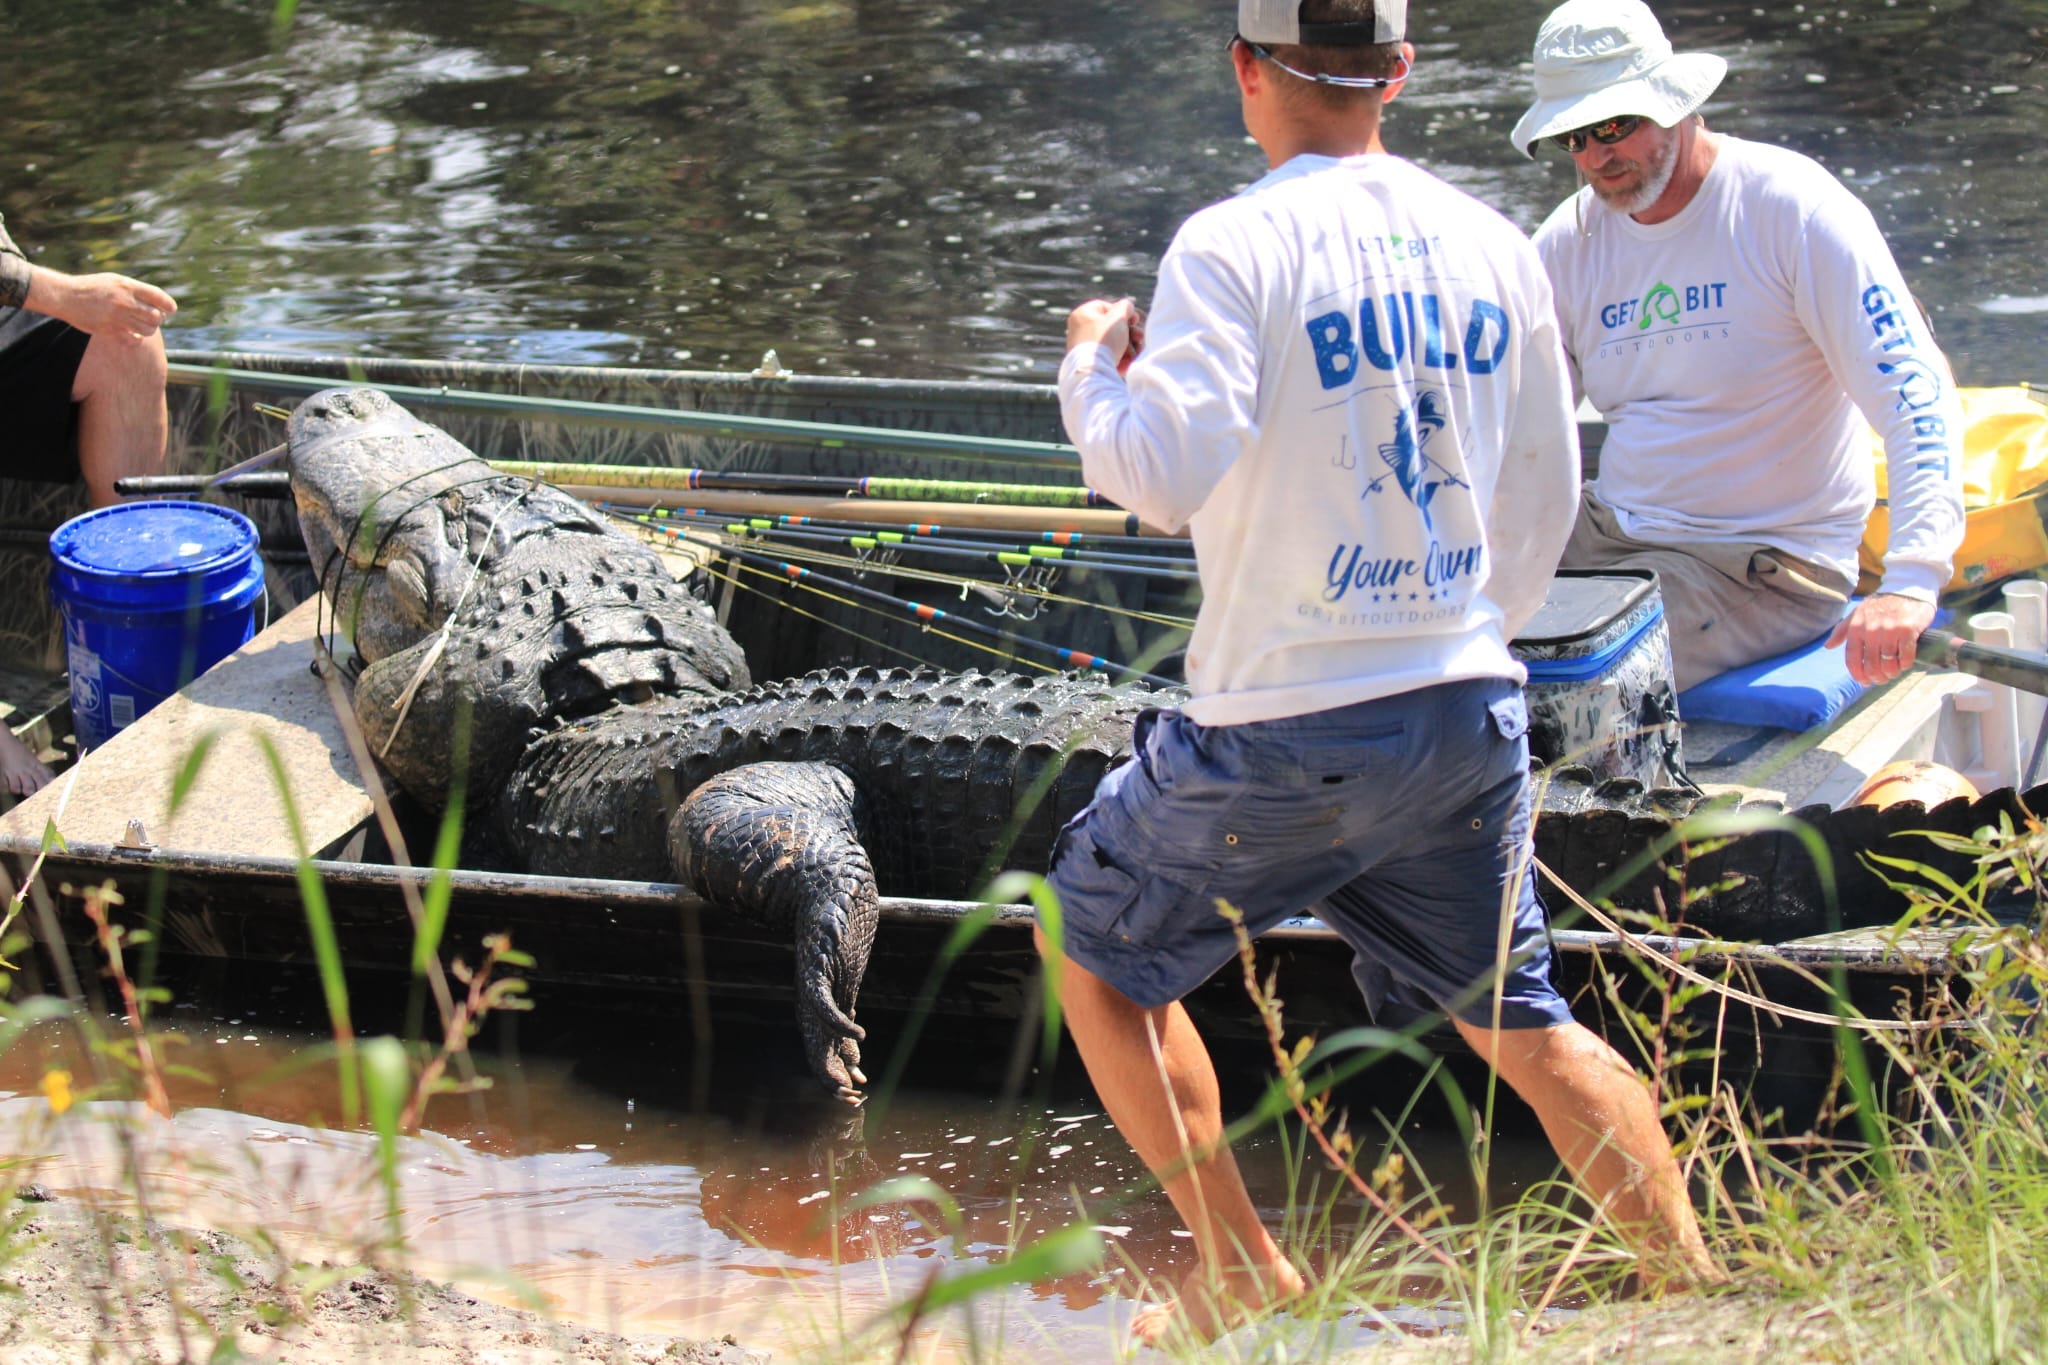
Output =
[{"x1": 1560, "y1": 488, "x2": 1853, "y2": 691}]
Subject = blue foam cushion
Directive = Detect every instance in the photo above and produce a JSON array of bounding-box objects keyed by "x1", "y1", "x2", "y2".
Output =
[{"x1": 1678, "y1": 631, "x2": 1864, "y2": 731}]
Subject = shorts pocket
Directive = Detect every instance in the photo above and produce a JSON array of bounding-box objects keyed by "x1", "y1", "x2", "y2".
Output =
[
  {"x1": 1487, "y1": 693, "x2": 1528, "y2": 741},
  {"x1": 1047, "y1": 821, "x2": 1199, "y2": 951}
]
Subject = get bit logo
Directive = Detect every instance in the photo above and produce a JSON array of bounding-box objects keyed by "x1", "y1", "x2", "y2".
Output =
[
  {"x1": 1599, "y1": 280, "x2": 1727, "y2": 332},
  {"x1": 1594, "y1": 278, "x2": 1731, "y2": 358}
]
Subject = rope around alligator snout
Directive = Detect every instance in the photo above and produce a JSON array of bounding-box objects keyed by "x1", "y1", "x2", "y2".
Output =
[
  {"x1": 381, "y1": 482, "x2": 540, "y2": 758},
  {"x1": 1534, "y1": 857, "x2": 1957, "y2": 1034}
]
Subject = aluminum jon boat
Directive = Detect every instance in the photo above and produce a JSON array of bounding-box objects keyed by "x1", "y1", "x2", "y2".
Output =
[{"x1": 1, "y1": 351, "x2": 2042, "y2": 1111}]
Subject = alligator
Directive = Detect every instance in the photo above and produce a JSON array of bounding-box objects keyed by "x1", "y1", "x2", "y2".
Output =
[
  {"x1": 288, "y1": 387, "x2": 2041, "y2": 1101},
  {"x1": 290, "y1": 387, "x2": 1151, "y2": 1101}
]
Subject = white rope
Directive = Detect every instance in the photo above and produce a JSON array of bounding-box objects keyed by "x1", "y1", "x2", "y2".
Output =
[
  {"x1": 1535, "y1": 857, "x2": 1954, "y2": 1035},
  {"x1": 381, "y1": 483, "x2": 537, "y2": 759}
]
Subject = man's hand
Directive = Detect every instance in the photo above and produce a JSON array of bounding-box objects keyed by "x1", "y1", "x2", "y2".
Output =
[
  {"x1": 1066, "y1": 297, "x2": 1144, "y2": 373},
  {"x1": 1826, "y1": 592, "x2": 1936, "y2": 685},
  {"x1": 27, "y1": 267, "x2": 177, "y2": 342}
]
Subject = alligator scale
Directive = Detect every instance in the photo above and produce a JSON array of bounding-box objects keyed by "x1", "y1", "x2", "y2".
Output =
[{"x1": 289, "y1": 388, "x2": 2034, "y2": 1099}]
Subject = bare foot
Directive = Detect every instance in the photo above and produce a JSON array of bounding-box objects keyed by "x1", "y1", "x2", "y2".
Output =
[
  {"x1": 0, "y1": 729, "x2": 53, "y2": 798},
  {"x1": 1130, "y1": 1258, "x2": 1307, "y2": 1348},
  {"x1": 1631, "y1": 1249, "x2": 1731, "y2": 1298}
]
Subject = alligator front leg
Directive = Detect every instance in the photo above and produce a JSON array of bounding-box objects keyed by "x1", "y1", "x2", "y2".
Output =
[{"x1": 670, "y1": 761, "x2": 877, "y2": 1103}]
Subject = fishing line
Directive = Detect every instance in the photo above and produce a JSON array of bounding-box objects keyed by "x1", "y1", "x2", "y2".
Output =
[
  {"x1": 639, "y1": 506, "x2": 1198, "y2": 574},
  {"x1": 1538, "y1": 860, "x2": 1948, "y2": 1034},
  {"x1": 718, "y1": 544, "x2": 1178, "y2": 687},
  {"x1": 317, "y1": 458, "x2": 506, "y2": 668},
  {"x1": 696, "y1": 557, "x2": 984, "y2": 674},
  {"x1": 612, "y1": 507, "x2": 1196, "y2": 634},
  {"x1": 684, "y1": 519, "x2": 1201, "y2": 584},
  {"x1": 713, "y1": 556, "x2": 1069, "y2": 679}
]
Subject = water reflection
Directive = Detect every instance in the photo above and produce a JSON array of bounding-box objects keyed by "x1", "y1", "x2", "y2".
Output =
[
  {"x1": 1, "y1": 1002, "x2": 1547, "y2": 1357},
  {"x1": 0, "y1": 1023, "x2": 1111, "y2": 1354},
  {"x1": 1, "y1": 0, "x2": 2040, "y2": 381}
]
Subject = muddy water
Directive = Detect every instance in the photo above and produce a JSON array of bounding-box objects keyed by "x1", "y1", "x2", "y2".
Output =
[{"x1": 0, "y1": 995, "x2": 1552, "y2": 1358}]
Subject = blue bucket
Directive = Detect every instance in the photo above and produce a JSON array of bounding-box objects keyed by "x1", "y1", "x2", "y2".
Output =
[{"x1": 48, "y1": 500, "x2": 266, "y2": 751}]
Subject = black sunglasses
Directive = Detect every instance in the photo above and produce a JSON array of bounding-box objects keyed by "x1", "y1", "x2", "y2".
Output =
[
  {"x1": 1229, "y1": 34, "x2": 1410, "y2": 90},
  {"x1": 1550, "y1": 114, "x2": 1644, "y2": 154}
]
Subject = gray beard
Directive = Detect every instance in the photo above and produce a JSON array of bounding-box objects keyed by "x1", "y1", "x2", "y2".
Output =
[{"x1": 1593, "y1": 132, "x2": 1680, "y2": 216}]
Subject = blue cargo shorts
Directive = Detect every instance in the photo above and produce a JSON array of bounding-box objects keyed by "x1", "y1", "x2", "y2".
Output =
[{"x1": 1043, "y1": 676, "x2": 1572, "y2": 1031}]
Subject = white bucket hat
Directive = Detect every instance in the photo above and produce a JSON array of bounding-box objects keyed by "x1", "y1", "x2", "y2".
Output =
[{"x1": 1508, "y1": 0, "x2": 1726, "y2": 158}]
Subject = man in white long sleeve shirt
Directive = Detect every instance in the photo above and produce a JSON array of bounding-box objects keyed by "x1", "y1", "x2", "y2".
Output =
[
  {"x1": 1512, "y1": 0, "x2": 1964, "y2": 690},
  {"x1": 1035, "y1": 0, "x2": 1719, "y2": 1347}
]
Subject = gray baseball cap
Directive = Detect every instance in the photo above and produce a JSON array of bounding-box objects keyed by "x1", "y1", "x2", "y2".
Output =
[{"x1": 1237, "y1": 0, "x2": 1407, "y2": 45}]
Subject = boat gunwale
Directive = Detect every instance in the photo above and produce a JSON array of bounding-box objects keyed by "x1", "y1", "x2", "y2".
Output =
[{"x1": 0, "y1": 834, "x2": 1976, "y2": 978}]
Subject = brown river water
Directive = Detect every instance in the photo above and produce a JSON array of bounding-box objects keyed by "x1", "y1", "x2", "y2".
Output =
[
  {"x1": 0, "y1": 986, "x2": 1555, "y2": 1356},
  {"x1": 2, "y1": 0, "x2": 2043, "y2": 1351}
]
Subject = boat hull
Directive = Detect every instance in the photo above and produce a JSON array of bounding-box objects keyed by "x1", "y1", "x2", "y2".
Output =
[{"x1": 0, "y1": 837, "x2": 1971, "y2": 1104}]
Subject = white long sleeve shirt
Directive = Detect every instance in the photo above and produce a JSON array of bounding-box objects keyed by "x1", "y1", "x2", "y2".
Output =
[
  {"x1": 1534, "y1": 136, "x2": 1963, "y2": 600},
  {"x1": 1060, "y1": 153, "x2": 1581, "y2": 727}
]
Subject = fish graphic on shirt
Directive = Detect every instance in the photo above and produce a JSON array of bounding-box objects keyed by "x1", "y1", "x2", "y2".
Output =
[{"x1": 1369, "y1": 390, "x2": 1466, "y2": 531}]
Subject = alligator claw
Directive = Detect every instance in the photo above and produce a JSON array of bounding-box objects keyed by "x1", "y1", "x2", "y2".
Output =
[{"x1": 811, "y1": 1027, "x2": 867, "y2": 1105}]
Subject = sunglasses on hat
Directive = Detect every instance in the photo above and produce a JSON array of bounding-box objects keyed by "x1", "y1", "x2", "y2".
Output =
[{"x1": 1550, "y1": 115, "x2": 1644, "y2": 154}]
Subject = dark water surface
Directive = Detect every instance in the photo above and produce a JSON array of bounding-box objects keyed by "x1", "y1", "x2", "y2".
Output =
[{"x1": 2, "y1": 0, "x2": 2043, "y2": 381}]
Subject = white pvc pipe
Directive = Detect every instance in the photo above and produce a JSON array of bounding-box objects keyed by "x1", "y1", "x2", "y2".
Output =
[
  {"x1": 2004, "y1": 580, "x2": 2048, "y2": 653},
  {"x1": 2002, "y1": 581, "x2": 2048, "y2": 781},
  {"x1": 1969, "y1": 610, "x2": 2023, "y2": 790}
]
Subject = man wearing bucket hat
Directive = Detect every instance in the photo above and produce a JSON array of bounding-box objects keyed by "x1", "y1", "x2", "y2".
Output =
[
  {"x1": 1513, "y1": 0, "x2": 1963, "y2": 692},
  {"x1": 1043, "y1": 0, "x2": 1719, "y2": 1344},
  {"x1": 0, "y1": 211, "x2": 176, "y2": 511}
]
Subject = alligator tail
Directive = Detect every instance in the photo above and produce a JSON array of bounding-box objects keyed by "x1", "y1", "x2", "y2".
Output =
[{"x1": 671, "y1": 761, "x2": 879, "y2": 1103}]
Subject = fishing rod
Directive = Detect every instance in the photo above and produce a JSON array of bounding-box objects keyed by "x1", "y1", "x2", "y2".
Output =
[
  {"x1": 620, "y1": 509, "x2": 1197, "y2": 633},
  {"x1": 729, "y1": 549, "x2": 1180, "y2": 690},
  {"x1": 492, "y1": 461, "x2": 1114, "y2": 509},
  {"x1": 117, "y1": 471, "x2": 291, "y2": 499},
  {"x1": 116, "y1": 465, "x2": 1121, "y2": 510},
  {"x1": 564, "y1": 484, "x2": 1165, "y2": 536},
  {"x1": 165, "y1": 364, "x2": 1083, "y2": 471},
  {"x1": 110, "y1": 463, "x2": 1119, "y2": 511},
  {"x1": 627, "y1": 507, "x2": 1199, "y2": 578},
  {"x1": 640, "y1": 505, "x2": 1196, "y2": 557},
  {"x1": 701, "y1": 520, "x2": 1200, "y2": 583},
  {"x1": 1916, "y1": 627, "x2": 2048, "y2": 698},
  {"x1": 111, "y1": 468, "x2": 1169, "y2": 538},
  {"x1": 642, "y1": 520, "x2": 1179, "y2": 687}
]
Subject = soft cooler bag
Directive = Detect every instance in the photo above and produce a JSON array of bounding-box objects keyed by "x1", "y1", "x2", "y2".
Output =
[{"x1": 1511, "y1": 569, "x2": 1685, "y2": 788}]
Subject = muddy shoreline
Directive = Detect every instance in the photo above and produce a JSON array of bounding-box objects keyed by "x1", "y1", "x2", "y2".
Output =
[{"x1": 0, "y1": 1190, "x2": 768, "y2": 1365}]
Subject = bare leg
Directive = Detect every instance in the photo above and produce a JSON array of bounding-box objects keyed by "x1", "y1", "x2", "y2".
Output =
[
  {"x1": 1455, "y1": 1018, "x2": 1722, "y2": 1289},
  {"x1": 1036, "y1": 928, "x2": 1304, "y2": 1346},
  {"x1": 0, "y1": 726, "x2": 53, "y2": 798},
  {"x1": 70, "y1": 330, "x2": 167, "y2": 508}
]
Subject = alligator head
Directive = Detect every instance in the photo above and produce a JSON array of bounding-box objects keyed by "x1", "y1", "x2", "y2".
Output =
[{"x1": 287, "y1": 387, "x2": 749, "y2": 807}]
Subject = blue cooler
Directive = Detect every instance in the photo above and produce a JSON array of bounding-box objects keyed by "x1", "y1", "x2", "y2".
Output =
[
  {"x1": 48, "y1": 501, "x2": 266, "y2": 751},
  {"x1": 1512, "y1": 569, "x2": 1686, "y2": 788}
]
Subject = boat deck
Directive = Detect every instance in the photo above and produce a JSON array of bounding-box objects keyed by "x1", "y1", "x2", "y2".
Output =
[
  {"x1": 0, "y1": 600, "x2": 369, "y2": 859},
  {"x1": 1686, "y1": 667, "x2": 1981, "y2": 810}
]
